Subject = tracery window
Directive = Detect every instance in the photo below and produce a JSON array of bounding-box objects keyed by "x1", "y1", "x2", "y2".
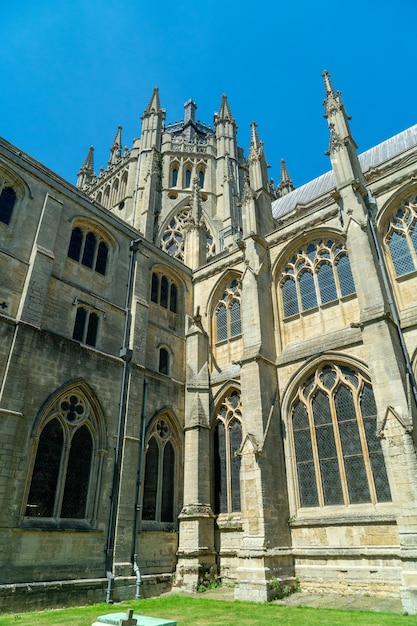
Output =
[
  {"x1": 160, "y1": 208, "x2": 216, "y2": 260},
  {"x1": 73, "y1": 306, "x2": 99, "y2": 347},
  {"x1": 143, "y1": 418, "x2": 176, "y2": 523},
  {"x1": 290, "y1": 363, "x2": 391, "y2": 509},
  {"x1": 385, "y1": 195, "x2": 417, "y2": 276},
  {"x1": 68, "y1": 226, "x2": 109, "y2": 275},
  {"x1": 215, "y1": 279, "x2": 242, "y2": 342},
  {"x1": 25, "y1": 390, "x2": 100, "y2": 521},
  {"x1": 280, "y1": 239, "x2": 355, "y2": 318},
  {"x1": 0, "y1": 186, "x2": 16, "y2": 225},
  {"x1": 214, "y1": 390, "x2": 242, "y2": 514},
  {"x1": 151, "y1": 272, "x2": 178, "y2": 313}
]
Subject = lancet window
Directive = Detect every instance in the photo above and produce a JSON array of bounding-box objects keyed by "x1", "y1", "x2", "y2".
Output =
[
  {"x1": 25, "y1": 388, "x2": 103, "y2": 522},
  {"x1": 142, "y1": 418, "x2": 176, "y2": 523},
  {"x1": 214, "y1": 390, "x2": 242, "y2": 514},
  {"x1": 290, "y1": 363, "x2": 391, "y2": 509},
  {"x1": 215, "y1": 279, "x2": 241, "y2": 342},
  {"x1": 73, "y1": 306, "x2": 99, "y2": 347},
  {"x1": 67, "y1": 226, "x2": 109, "y2": 275},
  {"x1": 151, "y1": 272, "x2": 178, "y2": 313},
  {"x1": 280, "y1": 239, "x2": 355, "y2": 318},
  {"x1": 0, "y1": 186, "x2": 17, "y2": 225},
  {"x1": 385, "y1": 195, "x2": 417, "y2": 276}
]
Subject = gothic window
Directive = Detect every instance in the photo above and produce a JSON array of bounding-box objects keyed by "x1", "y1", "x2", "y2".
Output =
[
  {"x1": 25, "y1": 389, "x2": 100, "y2": 521},
  {"x1": 159, "y1": 347, "x2": 170, "y2": 375},
  {"x1": 73, "y1": 306, "x2": 99, "y2": 347},
  {"x1": 214, "y1": 390, "x2": 242, "y2": 514},
  {"x1": 199, "y1": 170, "x2": 205, "y2": 188},
  {"x1": 215, "y1": 279, "x2": 241, "y2": 342},
  {"x1": 143, "y1": 419, "x2": 176, "y2": 523},
  {"x1": 0, "y1": 186, "x2": 16, "y2": 225},
  {"x1": 171, "y1": 168, "x2": 178, "y2": 187},
  {"x1": 280, "y1": 239, "x2": 355, "y2": 318},
  {"x1": 150, "y1": 272, "x2": 178, "y2": 313},
  {"x1": 67, "y1": 226, "x2": 109, "y2": 276},
  {"x1": 290, "y1": 363, "x2": 391, "y2": 509},
  {"x1": 185, "y1": 169, "x2": 191, "y2": 188},
  {"x1": 384, "y1": 195, "x2": 417, "y2": 276},
  {"x1": 160, "y1": 208, "x2": 216, "y2": 260}
]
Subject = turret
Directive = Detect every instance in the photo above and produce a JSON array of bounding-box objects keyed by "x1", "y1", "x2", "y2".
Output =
[
  {"x1": 323, "y1": 70, "x2": 365, "y2": 188},
  {"x1": 76, "y1": 146, "x2": 95, "y2": 188},
  {"x1": 140, "y1": 87, "x2": 165, "y2": 151}
]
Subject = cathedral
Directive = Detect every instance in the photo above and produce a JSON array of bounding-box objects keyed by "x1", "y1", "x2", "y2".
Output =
[{"x1": 2, "y1": 72, "x2": 417, "y2": 614}]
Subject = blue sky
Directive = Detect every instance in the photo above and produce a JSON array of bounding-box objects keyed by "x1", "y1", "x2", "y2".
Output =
[{"x1": 2, "y1": 1, "x2": 416, "y2": 189}]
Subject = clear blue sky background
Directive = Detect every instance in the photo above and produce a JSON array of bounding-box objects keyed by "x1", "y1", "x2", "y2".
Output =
[{"x1": 2, "y1": 1, "x2": 416, "y2": 189}]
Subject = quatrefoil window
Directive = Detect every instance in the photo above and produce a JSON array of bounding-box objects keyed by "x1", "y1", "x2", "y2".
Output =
[
  {"x1": 60, "y1": 394, "x2": 86, "y2": 424},
  {"x1": 156, "y1": 419, "x2": 170, "y2": 439}
]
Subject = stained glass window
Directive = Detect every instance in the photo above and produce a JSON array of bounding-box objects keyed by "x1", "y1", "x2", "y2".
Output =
[
  {"x1": 291, "y1": 364, "x2": 391, "y2": 508},
  {"x1": 280, "y1": 239, "x2": 355, "y2": 318}
]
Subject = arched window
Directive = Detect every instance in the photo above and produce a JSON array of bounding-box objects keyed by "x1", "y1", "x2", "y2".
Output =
[
  {"x1": 215, "y1": 279, "x2": 241, "y2": 342},
  {"x1": 0, "y1": 186, "x2": 17, "y2": 225},
  {"x1": 290, "y1": 363, "x2": 392, "y2": 509},
  {"x1": 160, "y1": 208, "x2": 216, "y2": 260},
  {"x1": 214, "y1": 390, "x2": 242, "y2": 514},
  {"x1": 25, "y1": 389, "x2": 102, "y2": 522},
  {"x1": 143, "y1": 418, "x2": 176, "y2": 523},
  {"x1": 150, "y1": 272, "x2": 178, "y2": 313},
  {"x1": 172, "y1": 168, "x2": 178, "y2": 187},
  {"x1": 159, "y1": 347, "x2": 169, "y2": 375},
  {"x1": 67, "y1": 226, "x2": 109, "y2": 275},
  {"x1": 185, "y1": 169, "x2": 191, "y2": 188},
  {"x1": 198, "y1": 170, "x2": 205, "y2": 189},
  {"x1": 384, "y1": 195, "x2": 417, "y2": 276},
  {"x1": 73, "y1": 306, "x2": 99, "y2": 347},
  {"x1": 280, "y1": 239, "x2": 355, "y2": 318}
]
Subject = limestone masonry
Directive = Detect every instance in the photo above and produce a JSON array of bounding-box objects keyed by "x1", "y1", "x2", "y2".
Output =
[{"x1": 2, "y1": 73, "x2": 417, "y2": 613}]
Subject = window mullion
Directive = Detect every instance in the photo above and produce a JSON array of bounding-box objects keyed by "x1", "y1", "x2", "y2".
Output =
[
  {"x1": 55, "y1": 440, "x2": 71, "y2": 517},
  {"x1": 312, "y1": 263, "x2": 321, "y2": 307},
  {"x1": 406, "y1": 230, "x2": 417, "y2": 270},
  {"x1": 356, "y1": 383, "x2": 377, "y2": 503}
]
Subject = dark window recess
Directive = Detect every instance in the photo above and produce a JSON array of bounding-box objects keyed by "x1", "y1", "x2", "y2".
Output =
[
  {"x1": 172, "y1": 168, "x2": 178, "y2": 187},
  {"x1": 67, "y1": 227, "x2": 109, "y2": 275},
  {"x1": 161, "y1": 441, "x2": 175, "y2": 522},
  {"x1": 169, "y1": 284, "x2": 177, "y2": 313},
  {"x1": 68, "y1": 227, "x2": 83, "y2": 261},
  {"x1": 142, "y1": 438, "x2": 159, "y2": 520},
  {"x1": 151, "y1": 273, "x2": 159, "y2": 303},
  {"x1": 199, "y1": 171, "x2": 205, "y2": 188},
  {"x1": 159, "y1": 348, "x2": 169, "y2": 375},
  {"x1": 185, "y1": 169, "x2": 191, "y2": 188},
  {"x1": 61, "y1": 426, "x2": 93, "y2": 518},
  {"x1": 214, "y1": 421, "x2": 227, "y2": 514},
  {"x1": 160, "y1": 276, "x2": 169, "y2": 308},
  {"x1": 151, "y1": 272, "x2": 178, "y2": 313},
  {"x1": 73, "y1": 307, "x2": 87, "y2": 342},
  {"x1": 25, "y1": 419, "x2": 63, "y2": 517},
  {"x1": 0, "y1": 187, "x2": 17, "y2": 225},
  {"x1": 73, "y1": 308, "x2": 99, "y2": 347}
]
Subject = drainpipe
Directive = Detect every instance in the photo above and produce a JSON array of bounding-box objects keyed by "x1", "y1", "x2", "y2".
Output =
[
  {"x1": 364, "y1": 190, "x2": 417, "y2": 416},
  {"x1": 105, "y1": 237, "x2": 142, "y2": 603},
  {"x1": 132, "y1": 377, "x2": 148, "y2": 599}
]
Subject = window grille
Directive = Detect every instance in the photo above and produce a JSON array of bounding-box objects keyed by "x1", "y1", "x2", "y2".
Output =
[
  {"x1": 0, "y1": 186, "x2": 16, "y2": 225},
  {"x1": 215, "y1": 279, "x2": 242, "y2": 343},
  {"x1": 291, "y1": 364, "x2": 391, "y2": 508},
  {"x1": 214, "y1": 390, "x2": 242, "y2": 514},
  {"x1": 280, "y1": 239, "x2": 355, "y2": 318},
  {"x1": 25, "y1": 390, "x2": 97, "y2": 520},
  {"x1": 67, "y1": 226, "x2": 109, "y2": 276},
  {"x1": 385, "y1": 197, "x2": 417, "y2": 276},
  {"x1": 143, "y1": 419, "x2": 176, "y2": 522}
]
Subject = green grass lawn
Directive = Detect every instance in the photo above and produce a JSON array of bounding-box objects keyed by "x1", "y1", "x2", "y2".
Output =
[{"x1": 2, "y1": 595, "x2": 417, "y2": 626}]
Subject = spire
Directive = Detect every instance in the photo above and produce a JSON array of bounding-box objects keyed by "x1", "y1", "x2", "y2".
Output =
[
  {"x1": 108, "y1": 125, "x2": 122, "y2": 165},
  {"x1": 277, "y1": 159, "x2": 294, "y2": 197},
  {"x1": 322, "y1": 70, "x2": 365, "y2": 188},
  {"x1": 250, "y1": 121, "x2": 261, "y2": 151},
  {"x1": 248, "y1": 120, "x2": 269, "y2": 192},
  {"x1": 76, "y1": 146, "x2": 95, "y2": 188},
  {"x1": 217, "y1": 94, "x2": 235, "y2": 122},
  {"x1": 144, "y1": 86, "x2": 161, "y2": 115}
]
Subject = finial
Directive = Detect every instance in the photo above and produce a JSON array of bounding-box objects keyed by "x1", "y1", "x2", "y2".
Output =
[
  {"x1": 108, "y1": 125, "x2": 122, "y2": 165},
  {"x1": 322, "y1": 70, "x2": 336, "y2": 97},
  {"x1": 144, "y1": 86, "x2": 161, "y2": 114},
  {"x1": 76, "y1": 146, "x2": 95, "y2": 188},
  {"x1": 277, "y1": 158, "x2": 295, "y2": 197},
  {"x1": 250, "y1": 121, "x2": 261, "y2": 149},
  {"x1": 217, "y1": 94, "x2": 234, "y2": 121}
]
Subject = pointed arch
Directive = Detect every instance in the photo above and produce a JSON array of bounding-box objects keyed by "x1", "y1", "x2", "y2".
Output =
[{"x1": 23, "y1": 381, "x2": 106, "y2": 526}]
